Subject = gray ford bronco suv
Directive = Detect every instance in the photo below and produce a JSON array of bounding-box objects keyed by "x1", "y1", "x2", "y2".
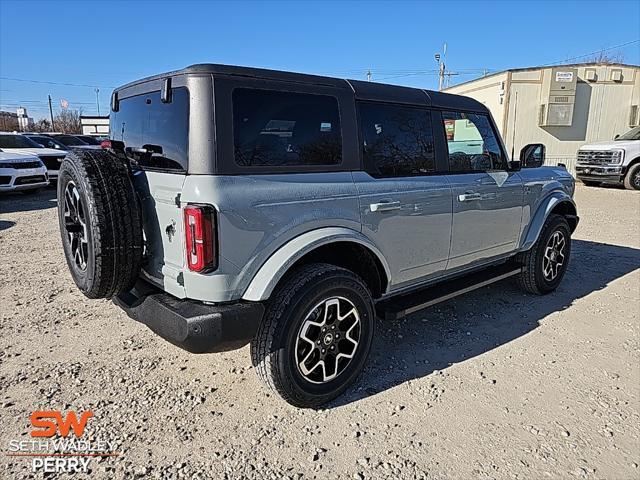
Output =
[{"x1": 57, "y1": 64, "x2": 578, "y2": 407}]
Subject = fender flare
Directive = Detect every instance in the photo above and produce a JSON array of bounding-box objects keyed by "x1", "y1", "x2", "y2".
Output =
[
  {"x1": 519, "y1": 192, "x2": 577, "y2": 252},
  {"x1": 241, "y1": 227, "x2": 391, "y2": 302}
]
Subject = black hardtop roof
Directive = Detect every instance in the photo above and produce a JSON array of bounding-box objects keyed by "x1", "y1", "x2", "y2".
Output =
[{"x1": 116, "y1": 63, "x2": 488, "y2": 113}]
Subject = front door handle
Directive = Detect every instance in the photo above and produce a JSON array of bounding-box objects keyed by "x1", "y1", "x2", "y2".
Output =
[
  {"x1": 458, "y1": 192, "x2": 482, "y2": 202},
  {"x1": 370, "y1": 200, "x2": 401, "y2": 212}
]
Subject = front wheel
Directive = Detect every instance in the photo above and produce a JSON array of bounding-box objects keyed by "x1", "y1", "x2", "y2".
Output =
[
  {"x1": 623, "y1": 163, "x2": 640, "y2": 191},
  {"x1": 516, "y1": 214, "x2": 572, "y2": 295},
  {"x1": 251, "y1": 263, "x2": 375, "y2": 408}
]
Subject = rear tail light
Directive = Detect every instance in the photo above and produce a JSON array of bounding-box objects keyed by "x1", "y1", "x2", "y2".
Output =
[
  {"x1": 184, "y1": 205, "x2": 217, "y2": 272},
  {"x1": 100, "y1": 140, "x2": 111, "y2": 149}
]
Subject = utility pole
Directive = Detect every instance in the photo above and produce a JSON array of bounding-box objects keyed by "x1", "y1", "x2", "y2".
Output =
[
  {"x1": 366, "y1": 69, "x2": 372, "y2": 82},
  {"x1": 95, "y1": 88, "x2": 100, "y2": 115},
  {"x1": 435, "y1": 42, "x2": 447, "y2": 91},
  {"x1": 48, "y1": 95, "x2": 55, "y2": 131}
]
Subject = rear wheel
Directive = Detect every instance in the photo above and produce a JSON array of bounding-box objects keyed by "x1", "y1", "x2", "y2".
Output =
[
  {"x1": 251, "y1": 263, "x2": 375, "y2": 408},
  {"x1": 516, "y1": 214, "x2": 572, "y2": 295},
  {"x1": 623, "y1": 163, "x2": 640, "y2": 191},
  {"x1": 57, "y1": 150, "x2": 143, "y2": 299}
]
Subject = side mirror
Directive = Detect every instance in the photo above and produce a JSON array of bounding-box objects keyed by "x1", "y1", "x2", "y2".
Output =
[{"x1": 520, "y1": 143, "x2": 545, "y2": 168}]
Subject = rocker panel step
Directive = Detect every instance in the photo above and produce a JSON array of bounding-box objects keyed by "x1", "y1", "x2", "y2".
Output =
[{"x1": 378, "y1": 263, "x2": 524, "y2": 321}]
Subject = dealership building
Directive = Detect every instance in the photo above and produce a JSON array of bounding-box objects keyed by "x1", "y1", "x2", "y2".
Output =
[{"x1": 444, "y1": 63, "x2": 640, "y2": 173}]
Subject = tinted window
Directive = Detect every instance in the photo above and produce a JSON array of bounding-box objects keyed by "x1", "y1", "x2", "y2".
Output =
[
  {"x1": 233, "y1": 88, "x2": 341, "y2": 167},
  {"x1": 0, "y1": 134, "x2": 42, "y2": 149},
  {"x1": 54, "y1": 135, "x2": 88, "y2": 146},
  {"x1": 442, "y1": 111, "x2": 506, "y2": 172},
  {"x1": 359, "y1": 103, "x2": 435, "y2": 177},
  {"x1": 112, "y1": 87, "x2": 189, "y2": 171},
  {"x1": 78, "y1": 136, "x2": 101, "y2": 145},
  {"x1": 28, "y1": 136, "x2": 66, "y2": 149}
]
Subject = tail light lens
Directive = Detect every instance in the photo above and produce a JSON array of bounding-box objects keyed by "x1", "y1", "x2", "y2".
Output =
[
  {"x1": 184, "y1": 205, "x2": 217, "y2": 272},
  {"x1": 100, "y1": 140, "x2": 111, "y2": 149}
]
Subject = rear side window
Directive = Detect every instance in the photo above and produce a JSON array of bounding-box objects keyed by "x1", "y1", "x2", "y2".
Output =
[
  {"x1": 441, "y1": 111, "x2": 506, "y2": 172},
  {"x1": 359, "y1": 103, "x2": 436, "y2": 177},
  {"x1": 112, "y1": 87, "x2": 189, "y2": 171},
  {"x1": 233, "y1": 88, "x2": 341, "y2": 167}
]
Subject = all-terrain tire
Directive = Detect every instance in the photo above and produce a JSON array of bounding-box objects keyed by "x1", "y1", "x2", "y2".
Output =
[
  {"x1": 251, "y1": 263, "x2": 375, "y2": 408},
  {"x1": 516, "y1": 214, "x2": 571, "y2": 295},
  {"x1": 57, "y1": 149, "x2": 143, "y2": 299},
  {"x1": 623, "y1": 162, "x2": 640, "y2": 191}
]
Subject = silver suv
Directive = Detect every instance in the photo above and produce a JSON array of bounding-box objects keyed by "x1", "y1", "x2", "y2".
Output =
[{"x1": 56, "y1": 64, "x2": 578, "y2": 407}]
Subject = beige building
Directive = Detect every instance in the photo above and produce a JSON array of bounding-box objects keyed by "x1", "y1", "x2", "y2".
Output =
[{"x1": 444, "y1": 63, "x2": 640, "y2": 173}]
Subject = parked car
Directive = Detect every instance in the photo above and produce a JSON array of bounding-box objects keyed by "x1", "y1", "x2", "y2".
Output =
[
  {"x1": 24, "y1": 134, "x2": 68, "y2": 152},
  {"x1": 576, "y1": 125, "x2": 640, "y2": 190},
  {"x1": 0, "y1": 133, "x2": 66, "y2": 181},
  {"x1": 51, "y1": 134, "x2": 101, "y2": 150},
  {"x1": 74, "y1": 135, "x2": 103, "y2": 146},
  {"x1": 56, "y1": 64, "x2": 578, "y2": 408},
  {"x1": 0, "y1": 150, "x2": 49, "y2": 193}
]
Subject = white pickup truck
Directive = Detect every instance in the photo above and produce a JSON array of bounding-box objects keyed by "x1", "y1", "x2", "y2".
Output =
[{"x1": 576, "y1": 126, "x2": 640, "y2": 190}]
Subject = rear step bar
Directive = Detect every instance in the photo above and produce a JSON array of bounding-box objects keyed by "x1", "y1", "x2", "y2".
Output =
[{"x1": 377, "y1": 263, "x2": 524, "y2": 321}]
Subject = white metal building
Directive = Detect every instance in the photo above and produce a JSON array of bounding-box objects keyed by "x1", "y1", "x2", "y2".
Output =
[{"x1": 444, "y1": 63, "x2": 640, "y2": 173}]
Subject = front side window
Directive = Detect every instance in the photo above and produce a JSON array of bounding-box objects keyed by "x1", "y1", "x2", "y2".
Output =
[
  {"x1": 112, "y1": 87, "x2": 189, "y2": 171},
  {"x1": 233, "y1": 88, "x2": 342, "y2": 167},
  {"x1": 442, "y1": 111, "x2": 506, "y2": 172},
  {"x1": 359, "y1": 103, "x2": 435, "y2": 177}
]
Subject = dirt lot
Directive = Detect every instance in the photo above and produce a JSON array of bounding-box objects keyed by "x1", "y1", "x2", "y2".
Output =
[{"x1": 1, "y1": 184, "x2": 638, "y2": 480}]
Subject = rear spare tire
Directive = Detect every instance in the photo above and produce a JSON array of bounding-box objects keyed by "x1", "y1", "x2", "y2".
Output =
[{"x1": 57, "y1": 150, "x2": 143, "y2": 299}]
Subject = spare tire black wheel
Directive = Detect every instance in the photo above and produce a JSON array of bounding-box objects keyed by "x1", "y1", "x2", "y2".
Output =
[{"x1": 57, "y1": 150, "x2": 143, "y2": 299}]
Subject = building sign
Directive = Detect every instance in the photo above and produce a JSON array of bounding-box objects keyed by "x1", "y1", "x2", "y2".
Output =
[{"x1": 555, "y1": 71, "x2": 574, "y2": 82}]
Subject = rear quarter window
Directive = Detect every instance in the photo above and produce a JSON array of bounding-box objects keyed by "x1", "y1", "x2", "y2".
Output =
[
  {"x1": 111, "y1": 87, "x2": 189, "y2": 172},
  {"x1": 232, "y1": 88, "x2": 342, "y2": 168}
]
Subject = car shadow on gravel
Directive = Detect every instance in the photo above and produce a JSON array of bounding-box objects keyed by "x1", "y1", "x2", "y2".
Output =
[
  {"x1": 0, "y1": 187, "x2": 57, "y2": 214},
  {"x1": 0, "y1": 220, "x2": 16, "y2": 231},
  {"x1": 331, "y1": 239, "x2": 640, "y2": 407}
]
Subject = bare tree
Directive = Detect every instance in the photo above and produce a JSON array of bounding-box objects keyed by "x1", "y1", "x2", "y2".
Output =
[
  {"x1": 54, "y1": 108, "x2": 83, "y2": 133},
  {"x1": 588, "y1": 51, "x2": 625, "y2": 64},
  {"x1": 32, "y1": 118, "x2": 52, "y2": 133}
]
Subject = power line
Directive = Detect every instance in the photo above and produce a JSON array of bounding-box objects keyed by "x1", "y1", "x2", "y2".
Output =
[
  {"x1": 0, "y1": 76, "x2": 117, "y2": 89},
  {"x1": 541, "y1": 39, "x2": 640, "y2": 66}
]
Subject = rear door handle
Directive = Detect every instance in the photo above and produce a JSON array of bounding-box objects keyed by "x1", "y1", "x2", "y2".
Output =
[
  {"x1": 370, "y1": 200, "x2": 401, "y2": 212},
  {"x1": 458, "y1": 192, "x2": 482, "y2": 202}
]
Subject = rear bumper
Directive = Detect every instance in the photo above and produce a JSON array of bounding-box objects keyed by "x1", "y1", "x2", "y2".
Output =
[{"x1": 113, "y1": 280, "x2": 264, "y2": 353}]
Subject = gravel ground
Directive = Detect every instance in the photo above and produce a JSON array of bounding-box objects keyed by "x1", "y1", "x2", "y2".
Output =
[{"x1": 1, "y1": 184, "x2": 639, "y2": 480}]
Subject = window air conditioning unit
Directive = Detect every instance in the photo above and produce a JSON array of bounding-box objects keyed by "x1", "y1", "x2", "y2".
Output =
[
  {"x1": 585, "y1": 69, "x2": 597, "y2": 82},
  {"x1": 611, "y1": 69, "x2": 623, "y2": 82},
  {"x1": 538, "y1": 68, "x2": 578, "y2": 127}
]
